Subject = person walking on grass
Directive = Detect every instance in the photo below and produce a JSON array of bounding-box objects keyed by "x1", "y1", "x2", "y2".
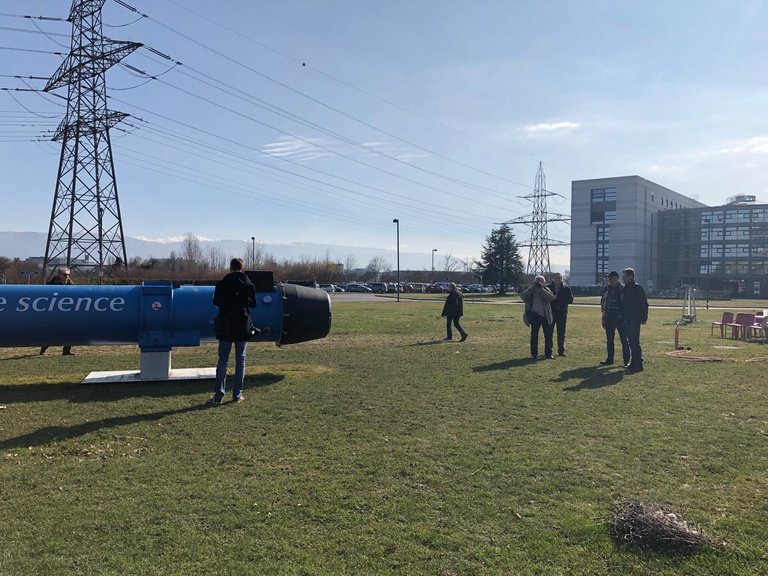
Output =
[
  {"x1": 39, "y1": 267, "x2": 74, "y2": 356},
  {"x1": 208, "y1": 258, "x2": 257, "y2": 405},
  {"x1": 599, "y1": 271, "x2": 630, "y2": 367},
  {"x1": 621, "y1": 267, "x2": 649, "y2": 373},
  {"x1": 521, "y1": 275, "x2": 555, "y2": 360},
  {"x1": 547, "y1": 272, "x2": 574, "y2": 357},
  {"x1": 441, "y1": 283, "x2": 468, "y2": 342}
]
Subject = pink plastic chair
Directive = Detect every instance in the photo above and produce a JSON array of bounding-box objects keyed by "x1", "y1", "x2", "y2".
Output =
[
  {"x1": 727, "y1": 313, "x2": 755, "y2": 340},
  {"x1": 711, "y1": 312, "x2": 734, "y2": 337}
]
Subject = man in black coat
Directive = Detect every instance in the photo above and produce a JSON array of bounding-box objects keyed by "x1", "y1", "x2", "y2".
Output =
[
  {"x1": 546, "y1": 272, "x2": 574, "y2": 357},
  {"x1": 621, "y1": 268, "x2": 649, "y2": 373},
  {"x1": 40, "y1": 267, "x2": 74, "y2": 356},
  {"x1": 209, "y1": 258, "x2": 257, "y2": 405},
  {"x1": 599, "y1": 271, "x2": 629, "y2": 366},
  {"x1": 441, "y1": 283, "x2": 468, "y2": 342}
]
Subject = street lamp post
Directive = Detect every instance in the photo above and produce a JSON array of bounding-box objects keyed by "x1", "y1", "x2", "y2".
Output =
[
  {"x1": 393, "y1": 219, "x2": 400, "y2": 302},
  {"x1": 431, "y1": 248, "x2": 437, "y2": 280},
  {"x1": 251, "y1": 236, "x2": 255, "y2": 269},
  {"x1": 704, "y1": 217, "x2": 711, "y2": 309}
]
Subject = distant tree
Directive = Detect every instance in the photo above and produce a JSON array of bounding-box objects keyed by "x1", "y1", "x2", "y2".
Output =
[
  {"x1": 475, "y1": 224, "x2": 524, "y2": 294},
  {"x1": 441, "y1": 253, "x2": 462, "y2": 272},
  {"x1": 344, "y1": 253, "x2": 357, "y2": 280},
  {"x1": 0, "y1": 256, "x2": 11, "y2": 272},
  {"x1": 365, "y1": 256, "x2": 391, "y2": 281},
  {"x1": 207, "y1": 246, "x2": 227, "y2": 271},
  {"x1": 180, "y1": 233, "x2": 205, "y2": 272}
]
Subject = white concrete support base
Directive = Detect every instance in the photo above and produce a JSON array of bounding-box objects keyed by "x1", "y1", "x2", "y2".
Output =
[{"x1": 82, "y1": 350, "x2": 216, "y2": 383}]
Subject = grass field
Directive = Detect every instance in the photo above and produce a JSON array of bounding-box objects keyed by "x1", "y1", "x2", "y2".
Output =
[{"x1": 1, "y1": 300, "x2": 767, "y2": 575}]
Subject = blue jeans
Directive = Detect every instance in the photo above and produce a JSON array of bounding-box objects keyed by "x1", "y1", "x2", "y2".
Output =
[{"x1": 214, "y1": 340, "x2": 247, "y2": 400}]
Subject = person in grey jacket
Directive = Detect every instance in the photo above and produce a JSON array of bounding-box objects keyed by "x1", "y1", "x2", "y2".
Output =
[{"x1": 521, "y1": 275, "x2": 555, "y2": 360}]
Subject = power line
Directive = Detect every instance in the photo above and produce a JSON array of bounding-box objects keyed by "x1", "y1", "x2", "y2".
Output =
[
  {"x1": 158, "y1": 0, "x2": 546, "y2": 172},
  {"x1": 120, "y1": 0, "x2": 534, "y2": 192}
]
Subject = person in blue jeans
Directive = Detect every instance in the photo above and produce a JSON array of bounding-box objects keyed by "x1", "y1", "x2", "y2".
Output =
[{"x1": 209, "y1": 258, "x2": 257, "y2": 405}]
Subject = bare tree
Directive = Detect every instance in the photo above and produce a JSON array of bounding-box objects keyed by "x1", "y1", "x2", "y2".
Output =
[
  {"x1": 0, "y1": 256, "x2": 11, "y2": 273},
  {"x1": 442, "y1": 253, "x2": 462, "y2": 272},
  {"x1": 180, "y1": 233, "x2": 205, "y2": 272},
  {"x1": 207, "y1": 246, "x2": 227, "y2": 271},
  {"x1": 245, "y1": 240, "x2": 268, "y2": 269},
  {"x1": 344, "y1": 253, "x2": 357, "y2": 280},
  {"x1": 365, "y1": 256, "x2": 391, "y2": 281}
]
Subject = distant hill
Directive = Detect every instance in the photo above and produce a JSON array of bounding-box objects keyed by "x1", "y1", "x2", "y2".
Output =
[{"x1": 0, "y1": 231, "x2": 440, "y2": 271}]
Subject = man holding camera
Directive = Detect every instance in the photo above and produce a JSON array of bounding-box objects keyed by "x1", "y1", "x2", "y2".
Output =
[{"x1": 521, "y1": 275, "x2": 556, "y2": 360}]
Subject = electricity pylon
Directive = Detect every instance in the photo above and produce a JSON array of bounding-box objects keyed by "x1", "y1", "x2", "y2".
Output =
[
  {"x1": 503, "y1": 162, "x2": 570, "y2": 278},
  {"x1": 42, "y1": 0, "x2": 141, "y2": 279}
]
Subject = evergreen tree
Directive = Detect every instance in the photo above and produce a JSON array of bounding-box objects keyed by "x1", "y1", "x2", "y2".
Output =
[{"x1": 475, "y1": 224, "x2": 524, "y2": 294}]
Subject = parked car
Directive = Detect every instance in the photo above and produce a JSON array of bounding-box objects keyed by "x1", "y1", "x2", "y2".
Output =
[
  {"x1": 425, "y1": 284, "x2": 445, "y2": 293},
  {"x1": 369, "y1": 282, "x2": 387, "y2": 293},
  {"x1": 332, "y1": 284, "x2": 345, "y2": 293},
  {"x1": 345, "y1": 283, "x2": 372, "y2": 293},
  {"x1": 386, "y1": 283, "x2": 397, "y2": 293},
  {"x1": 319, "y1": 284, "x2": 336, "y2": 293}
]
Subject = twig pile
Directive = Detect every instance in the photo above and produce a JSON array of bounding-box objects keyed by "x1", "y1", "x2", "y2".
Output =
[{"x1": 608, "y1": 501, "x2": 721, "y2": 554}]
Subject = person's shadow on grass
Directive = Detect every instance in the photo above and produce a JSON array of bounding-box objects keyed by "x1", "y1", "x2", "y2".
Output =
[
  {"x1": 0, "y1": 372, "x2": 284, "y2": 405},
  {"x1": 472, "y1": 357, "x2": 538, "y2": 372},
  {"x1": 407, "y1": 339, "x2": 448, "y2": 347},
  {"x1": 555, "y1": 366, "x2": 624, "y2": 391}
]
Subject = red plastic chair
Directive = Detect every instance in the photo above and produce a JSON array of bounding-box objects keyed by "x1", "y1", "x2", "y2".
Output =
[
  {"x1": 711, "y1": 312, "x2": 734, "y2": 337},
  {"x1": 726, "y1": 313, "x2": 755, "y2": 340}
]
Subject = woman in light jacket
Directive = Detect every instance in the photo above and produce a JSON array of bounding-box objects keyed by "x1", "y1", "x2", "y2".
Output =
[{"x1": 521, "y1": 275, "x2": 555, "y2": 359}]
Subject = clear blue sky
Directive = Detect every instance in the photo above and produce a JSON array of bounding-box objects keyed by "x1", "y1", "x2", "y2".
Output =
[{"x1": 1, "y1": 0, "x2": 767, "y2": 269}]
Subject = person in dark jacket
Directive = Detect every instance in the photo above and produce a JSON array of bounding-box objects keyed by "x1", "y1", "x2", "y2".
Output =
[
  {"x1": 599, "y1": 271, "x2": 629, "y2": 366},
  {"x1": 441, "y1": 283, "x2": 468, "y2": 341},
  {"x1": 208, "y1": 258, "x2": 257, "y2": 405},
  {"x1": 40, "y1": 267, "x2": 74, "y2": 356},
  {"x1": 621, "y1": 267, "x2": 649, "y2": 373},
  {"x1": 546, "y1": 272, "x2": 574, "y2": 356}
]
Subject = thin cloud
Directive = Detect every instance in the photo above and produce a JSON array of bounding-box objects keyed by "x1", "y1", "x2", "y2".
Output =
[
  {"x1": 524, "y1": 121, "x2": 581, "y2": 133},
  {"x1": 260, "y1": 136, "x2": 335, "y2": 161},
  {"x1": 134, "y1": 235, "x2": 216, "y2": 243},
  {"x1": 718, "y1": 136, "x2": 768, "y2": 154}
]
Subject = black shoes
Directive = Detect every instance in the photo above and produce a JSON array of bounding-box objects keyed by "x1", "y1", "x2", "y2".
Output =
[
  {"x1": 459, "y1": 333, "x2": 468, "y2": 342},
  {"x1": 599, "y1": 359, "x2": 613, "y2": 365},
  {"x1": 626, "y1": 365, "x2": 644, "y2": 373}
]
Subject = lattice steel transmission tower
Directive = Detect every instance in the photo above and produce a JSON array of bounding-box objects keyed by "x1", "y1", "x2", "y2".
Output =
[
  {"x1": 504, "y1": 162, "x2": 570, "y2": 278},
  {"x1": 42, "y1": 0, "x2": 141, "y2": 279}
]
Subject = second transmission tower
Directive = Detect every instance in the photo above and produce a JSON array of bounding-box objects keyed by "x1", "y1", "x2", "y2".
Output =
[
  {"x1": 505, "y1": 162, "x2": 570, "y2": 278},
  {"x1": 42, "y1": 0, "x2": 141, "y2": 279}
]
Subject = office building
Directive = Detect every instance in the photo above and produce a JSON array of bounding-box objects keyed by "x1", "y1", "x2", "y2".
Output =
[
  {"x1": 657, "y1": 198, "x2": 768, "y2": 298},
  {"x1": 569, "y1": 176, "x2": 705, "y2": 287}
]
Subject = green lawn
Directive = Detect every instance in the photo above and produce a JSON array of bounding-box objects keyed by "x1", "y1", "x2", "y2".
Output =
[{"x1": 1, "y1": 301, "x2": 767, "y2": 575}]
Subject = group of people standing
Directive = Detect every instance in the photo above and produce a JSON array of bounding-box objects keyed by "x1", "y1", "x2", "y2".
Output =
[
  {"x1": 520, "y1": 267, "x2": 648, "y2": 370},
  {"x1": 598, "y1": 268, "x2": 649, "y2": 373},
  {"x1": 436, "y1": 268, "x2": 648, "y2": 371}
]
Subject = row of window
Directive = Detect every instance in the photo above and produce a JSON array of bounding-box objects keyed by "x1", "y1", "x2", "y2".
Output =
[
  {"x1": 700, "y1": 262, "x2": 768, "y2": 275},
  {"x1": 591, "y1": 187, "x2": 617, "y2": 203},
  {"x1": 701, "y1": 209, "x2": 768, "y2": 224},
  {"x1": 700, "y1": 244, "x2": 768, "y2": 257}
]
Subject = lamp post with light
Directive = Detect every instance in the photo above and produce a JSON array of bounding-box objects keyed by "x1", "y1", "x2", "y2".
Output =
[
  {"x1": 393, "y1": 219, "x2": 400, "y2": 302},
  {"x1": 431, "y1": 248, "x2": 437, "y2": 280}
]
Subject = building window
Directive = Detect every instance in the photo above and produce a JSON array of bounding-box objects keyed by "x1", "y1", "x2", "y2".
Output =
[{"x1": 591, "y1": 187, "x2": 616, "y2": 202}]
